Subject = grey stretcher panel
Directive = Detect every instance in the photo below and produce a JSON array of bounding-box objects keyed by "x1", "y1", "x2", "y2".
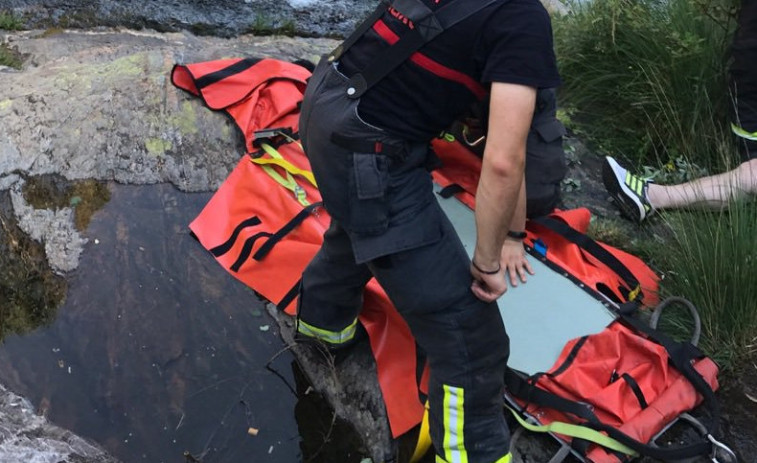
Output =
[{"x1": 434, "y1": 185, "x2": 617, "y2": 375}]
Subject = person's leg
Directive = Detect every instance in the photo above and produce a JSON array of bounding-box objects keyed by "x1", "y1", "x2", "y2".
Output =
[
  {"x1": 297, "y1": 220, "x2": 373, "y2": 349},
  {"x1": 603, "y1": 156, "x2": 757, "y2": 221},
  {"x1": 366, "y1": 210, "x2": 511, "y2": 463},
  {"x1": 646, "y1": 158, "x2": 757, "y2": 209}
]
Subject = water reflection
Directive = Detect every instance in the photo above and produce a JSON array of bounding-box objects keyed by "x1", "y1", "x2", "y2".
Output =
[
  {"x1": 0, "y1": 183, "x2": 302, "y2": 463},
  {"x1": 0, "y1": 189, "x2": 66, "y2": 341}
]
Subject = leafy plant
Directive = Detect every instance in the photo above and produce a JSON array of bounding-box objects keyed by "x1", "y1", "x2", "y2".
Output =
[{"x1": 639, "y1": 155, "x2": 710, "y2": 184}]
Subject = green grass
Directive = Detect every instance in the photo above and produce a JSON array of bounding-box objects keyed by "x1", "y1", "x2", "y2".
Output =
[
  {"x1": 0, "y1": 11, "x2": 23, "y2": 30},
  {"x1": 247, "y1": 15, "x2": 297, "y2": 37},
  {"x1": 554, "y1": 0, "x2": 756, "y2": 367},
  {"x1": 654, "y1": 199, "x2": 757, "y2": 369},
  {"x1": 553, "y1": 0, "x2": 738, "y2": 170},
  {"x1": 0, "y1": 43, "x2": 22, "y2": 69}
]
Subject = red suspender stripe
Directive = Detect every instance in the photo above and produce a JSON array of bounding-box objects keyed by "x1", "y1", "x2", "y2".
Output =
[{"x1": 372, "y1": 20, "x2": 488, "y2": 100}]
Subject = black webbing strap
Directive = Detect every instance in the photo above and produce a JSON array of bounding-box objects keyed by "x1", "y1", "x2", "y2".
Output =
[
  {"x1": 277, "y1": 278, "x2": 302, "y2": 312},
  {"x1": 253, "y1": 202, "x2": 323, "y2": 261},
  {"x1": 194, "y1": 58, "x2": 263, "y2": 90},
  {"x1": 530, "y1": 216, "x2": 643, "y2": 302},
  {"x1": 330, "y1": 132, "x2": 406, "y2": 157},
  {"x1": 505, "y1": 369, "x2": 601, "y2": 425},
  {"x1": 620, "y1": 373, "x2": 649, "y2": 410},
  {"x1": 549, "y1": 335, "x2": 589, "y2": 377},
  {"x1": 230, "y1": 232, "x2": 274, "y2": 272},
  {"x1": 345, "y1": 0, "x2": 502, "y2": 99},
  {"x1": 437, "y1": 183, "x2": 466, "y2": 199},
  {"x1": 209, "y1": 216, "x2": 263, "y2": 257}
]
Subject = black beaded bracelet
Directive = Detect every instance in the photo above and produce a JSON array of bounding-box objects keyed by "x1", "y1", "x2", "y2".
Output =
[
  {"x1": 507, "y1": 230, "x2": 527, "y2": 240},
  {"x1": 471, "y1": 260, "x2": 501, "y2": 275}
]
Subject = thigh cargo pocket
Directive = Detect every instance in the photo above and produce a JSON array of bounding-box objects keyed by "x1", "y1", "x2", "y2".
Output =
[{"x1": 348, "y1": 152, "x2": 390, "y2": 234}]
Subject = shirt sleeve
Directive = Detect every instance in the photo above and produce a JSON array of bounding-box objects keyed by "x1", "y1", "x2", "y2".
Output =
[{"x1": 479, "y1": 0, "x2": 562, "y2": 89}]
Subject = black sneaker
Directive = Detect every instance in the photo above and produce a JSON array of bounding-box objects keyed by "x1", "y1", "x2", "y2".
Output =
[{"x1": 602, "y1": 156, "x2": 655, "y2": 223}]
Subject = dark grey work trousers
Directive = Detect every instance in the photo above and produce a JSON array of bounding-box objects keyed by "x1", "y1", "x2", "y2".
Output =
[{"x1": 297, "y1": 58, "x2": 511, "y2": 463}]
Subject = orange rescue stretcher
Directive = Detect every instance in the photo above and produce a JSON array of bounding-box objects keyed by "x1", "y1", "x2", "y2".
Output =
[{"x1": 171, "y1": 57, "x2": 737, "y2": 463}]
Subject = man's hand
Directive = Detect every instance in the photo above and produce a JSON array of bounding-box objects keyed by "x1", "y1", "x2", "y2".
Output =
[
  {"x1": 500, "y1": 239, "x2": 534, "y2": 287},
  {"x1": 470, "y1": 262, "x2": 508, "y2": 302}
]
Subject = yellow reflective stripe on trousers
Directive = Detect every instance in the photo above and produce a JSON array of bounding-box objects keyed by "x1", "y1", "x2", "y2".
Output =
[
  {"x1": 732, "y1": 123, "x2": 757, "y2": 141},
  {"x1": 435, "y1": 453, "x2": 511, "y2": 463},
  {"x1": 296, "y1": 318, "x2": 358, "y2": 345},
  {"x1": 442, "y1": 384, "x2": 468, "y2": 463}
]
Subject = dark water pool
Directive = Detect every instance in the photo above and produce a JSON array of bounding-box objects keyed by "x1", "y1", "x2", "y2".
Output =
[{"x1": 0, "y1": 183, "x2": 318, "y2": 463}]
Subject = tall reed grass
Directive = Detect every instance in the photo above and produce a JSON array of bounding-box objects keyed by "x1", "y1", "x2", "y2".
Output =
[
  {"x1": 658, "y1": 198, "x2": 757, "y2": 368},
  {"x1": 553, "y1": 0, "x2": 738, "y2": 170}
]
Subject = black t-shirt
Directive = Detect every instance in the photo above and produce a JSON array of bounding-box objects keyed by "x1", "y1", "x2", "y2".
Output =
[{"x1": 339, "y1": 0, "x2": 562, "y2": 141}]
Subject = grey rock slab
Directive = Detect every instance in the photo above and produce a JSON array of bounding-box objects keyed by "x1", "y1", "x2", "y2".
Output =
[
  {"x1": 0, "y1": 0, "x2": 375, "y2": 38},
  {"x1": 0, "y1": 29, "x2": 336, "y2": 193},
  {"x1": 0, "y1": 383, "x2": 119, "y2": 463},
  {"x1": 1, "y1": 28, "x2": 335, "y2": 274}
]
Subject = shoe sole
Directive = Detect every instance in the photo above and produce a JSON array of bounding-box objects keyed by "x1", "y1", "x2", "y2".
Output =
[{"x1": 602, "y1": 157, "x2": 646, "y2": 223}]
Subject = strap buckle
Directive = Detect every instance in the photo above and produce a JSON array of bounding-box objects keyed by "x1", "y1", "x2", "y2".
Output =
[{"x1": 252, "y1": 127, "x2": 294, "y2": 148}]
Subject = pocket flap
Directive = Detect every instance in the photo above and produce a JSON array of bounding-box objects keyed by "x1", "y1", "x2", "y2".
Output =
[
  {"x1": 353, "y1": 153, "x2": 386, "y2": 200},
  {"x1": 534, "y1": 119, "x2": 567, "y2": 143}
]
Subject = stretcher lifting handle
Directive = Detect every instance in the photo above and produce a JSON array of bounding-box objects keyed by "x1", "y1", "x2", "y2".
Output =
[{"x1": 649, "y1": 296, "x2": 702, "y2": 347}]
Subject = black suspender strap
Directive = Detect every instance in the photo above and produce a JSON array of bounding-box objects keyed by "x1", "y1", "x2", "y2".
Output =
[
  {"x1": 328, "y1": 0, "x2": 392, "y2": 62},
  {"x1": 344, "y1": 0, "x2": 502, "y2": 99}
]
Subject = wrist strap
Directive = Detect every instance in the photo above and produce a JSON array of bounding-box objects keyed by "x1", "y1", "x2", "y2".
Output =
[
  {"x1": 472, "y1": 260, "x2": 501, "y2": 275},
  {"x1": 507, "y1": 230, "x2": 527, "y2": 240}
]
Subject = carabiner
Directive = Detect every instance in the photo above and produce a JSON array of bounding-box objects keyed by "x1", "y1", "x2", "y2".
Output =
[{"x1": 708, "y1": 434, "x2": 738, "y2": 463}]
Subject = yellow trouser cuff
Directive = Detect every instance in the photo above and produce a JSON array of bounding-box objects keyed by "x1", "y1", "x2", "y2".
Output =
[
  {"x1": 435, "y1": 453, "x2": 511, "y2": 463},
  {"x1": 296, "y1": 318, "x2": 358, "y2": 345}
]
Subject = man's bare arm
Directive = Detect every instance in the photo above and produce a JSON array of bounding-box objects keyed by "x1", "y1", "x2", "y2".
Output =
[{"x1": 471, "y1": 82, "x2": 536, "y2": 302}]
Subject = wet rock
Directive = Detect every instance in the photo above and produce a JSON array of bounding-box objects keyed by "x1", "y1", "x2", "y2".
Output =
[
  {"x1": 0, "y1": 28, "x2": 335, "y2": 272},
  {"x1": 0, "y1": 383, "x2": 118, "y2": 463},
  {"x1": 0, "y1": 0, "x2": 375, "y2": 38},
  {"x1": 267, "y1": 304, "x2": 394, "y2": 463},
  {"x1": 10, "y1": 179, "x2": 87, "y2": 273}
]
